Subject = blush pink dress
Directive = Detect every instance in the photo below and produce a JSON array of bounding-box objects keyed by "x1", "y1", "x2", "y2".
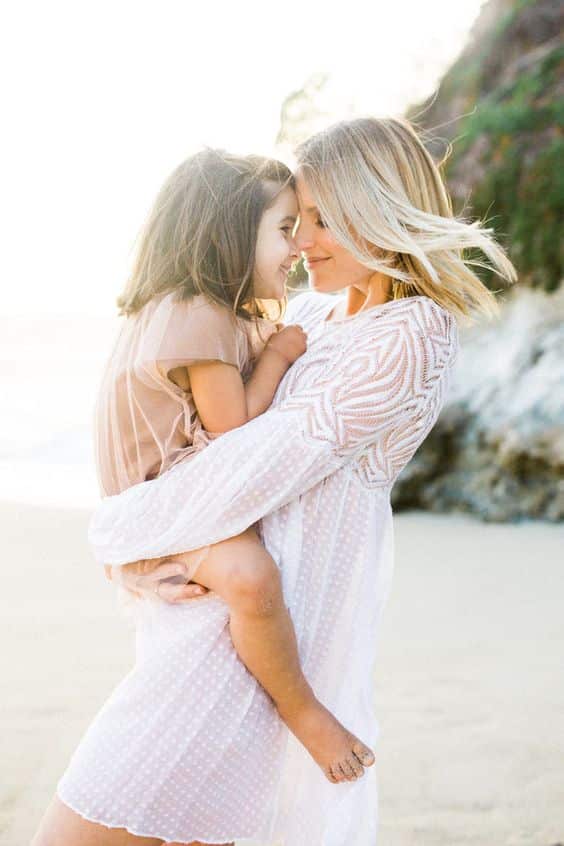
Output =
[
  {"x1": 95, "y1": 290, "x2": 275, "y2": 498},
  {"x1": 58, "y1": 292, "x2": 459, "y2": 846}
]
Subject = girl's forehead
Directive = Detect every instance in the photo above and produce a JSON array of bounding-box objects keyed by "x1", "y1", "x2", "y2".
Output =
[{"x1": 269, "y1": 183, "x2": 298, "y2": 211}]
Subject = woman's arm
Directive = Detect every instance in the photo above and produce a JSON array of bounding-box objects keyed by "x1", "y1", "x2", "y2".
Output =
[
  {"x1": 89, "y1": 300, "x2": 458, "y2": 568},
  {"x1": 91, "y1": 406, "x2": 342, "y2": 565}
]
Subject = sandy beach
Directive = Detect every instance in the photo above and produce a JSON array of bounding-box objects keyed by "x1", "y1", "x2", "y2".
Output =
[{"x1": 2, "y1": 502, "x2": 563, "y2": 846}]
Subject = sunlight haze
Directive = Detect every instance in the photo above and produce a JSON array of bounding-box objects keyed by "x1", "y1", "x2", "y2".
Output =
[{"x1": 3, "y1": 0, "x2": 485, "y2": 316}]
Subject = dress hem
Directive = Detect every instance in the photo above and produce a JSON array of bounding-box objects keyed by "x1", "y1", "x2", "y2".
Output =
[{"x1": 56, "y1": 787, "x2": 280, "y2": 845}]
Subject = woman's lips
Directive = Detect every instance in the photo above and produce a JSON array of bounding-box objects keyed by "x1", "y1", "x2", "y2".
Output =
[{"x1": 305, "y1": 257, "x2": 329, "y2": 268}]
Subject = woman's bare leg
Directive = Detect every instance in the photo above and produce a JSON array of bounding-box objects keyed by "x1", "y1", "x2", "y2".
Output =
[
  {"x1": 186, "y1": 527, "x2": 375, "y2": 784},
  {"x1": 32, "y1": 796, "x2": 234, "y2": 846},
  {"x1": 31, "y1": 795, "x2": 164, "y2": 846},
  {"x1": 168, "y1": 842, "x2": 234, "y2": 845}
]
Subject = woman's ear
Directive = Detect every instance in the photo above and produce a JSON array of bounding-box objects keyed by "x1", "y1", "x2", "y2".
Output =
[{"x1": 361, "y1": 239, "x2": 390, "y2": 263}]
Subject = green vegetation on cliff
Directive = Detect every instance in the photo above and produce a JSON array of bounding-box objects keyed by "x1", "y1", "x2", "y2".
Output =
[{"x1": 409, "y1": 0, "x2": 563, "y2": 291}]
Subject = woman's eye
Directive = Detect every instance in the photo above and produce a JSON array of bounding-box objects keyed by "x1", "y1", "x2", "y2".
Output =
[
  {"x1": 280, "y1": 226, "x2": 293, "y2": 234},
  {"x1": 316, "y1": 217, "x2": 326, "y2": 229}
]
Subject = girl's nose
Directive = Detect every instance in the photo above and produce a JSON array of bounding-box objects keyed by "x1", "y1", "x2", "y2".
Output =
[{"x1": 288, "y1": 235, "x2": 299, "y2": 260}]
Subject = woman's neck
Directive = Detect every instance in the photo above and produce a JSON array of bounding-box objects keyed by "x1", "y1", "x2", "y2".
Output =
[{"x1": 343, "y1": 273, "x2": 394, "y2": 317}]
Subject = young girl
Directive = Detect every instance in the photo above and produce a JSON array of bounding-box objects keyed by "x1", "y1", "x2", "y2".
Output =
[{"x1": 97, "y1": 148, "x2": 375, "y2": 786}]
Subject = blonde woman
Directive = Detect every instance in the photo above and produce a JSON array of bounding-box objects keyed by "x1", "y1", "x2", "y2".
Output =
[{"x1": 33, "y1": 117, "x2": 516, "y2": 846}]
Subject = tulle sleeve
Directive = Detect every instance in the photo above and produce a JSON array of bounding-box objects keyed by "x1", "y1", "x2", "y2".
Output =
[
  {"x1": 89, "y1": 299, "x2": 458, "y2": 565},
  {"x1": 138, "y1": 294, "x2": 244, "y2": 386}
]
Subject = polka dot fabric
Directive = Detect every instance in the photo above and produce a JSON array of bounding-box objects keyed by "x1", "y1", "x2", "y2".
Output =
[
  {"x1": 59, "y1": 596, "x2": 288, "y2": 843},
  {"x1": 58, "y1": 292, "x2": 459, "y2": 845}
]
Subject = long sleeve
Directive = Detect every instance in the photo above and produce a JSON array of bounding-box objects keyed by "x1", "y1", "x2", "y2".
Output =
[{"x1": 89, "y1": 298, "x2": 458, "y2": 565}]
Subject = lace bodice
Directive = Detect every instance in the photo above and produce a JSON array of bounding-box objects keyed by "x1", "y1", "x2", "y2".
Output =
[{"x1": 275, "y1": 293, "x2": 456, "y2": 487}]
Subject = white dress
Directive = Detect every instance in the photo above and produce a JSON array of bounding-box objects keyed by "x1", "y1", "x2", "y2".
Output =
[{"x1": 57, "y1": 292, "x2": 459, "y2": 845}]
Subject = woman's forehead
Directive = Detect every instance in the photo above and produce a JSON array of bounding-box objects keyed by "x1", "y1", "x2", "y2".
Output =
[{"x1": 294, "y1": 170, "x2": 317, "y2": 209}]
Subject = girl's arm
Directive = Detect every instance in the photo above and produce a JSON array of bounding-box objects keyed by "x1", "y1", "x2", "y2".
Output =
[
  {"x1": 186, "y1": 325, "x2": 307, "y2": 432},
  {"x1": 245, "y1": 325, "x2": 307, "y2": 419},
  {"x1": 90, "y1": 300, "x2": 458, "y2": 568}
]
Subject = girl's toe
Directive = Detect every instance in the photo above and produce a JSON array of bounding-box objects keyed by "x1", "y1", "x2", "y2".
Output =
[
  {"x1": 337, "y1": 761, "x2": 355, "y2": 782},
  {"x1": 347, "y1": 756, "x2": 364, "y2": 778},
  {"x1": 326, "y1": 765, "x2": 340, "y2": 784},
  {"x1": 352, "y1": 742, "x2": 375, "y2": 766}
]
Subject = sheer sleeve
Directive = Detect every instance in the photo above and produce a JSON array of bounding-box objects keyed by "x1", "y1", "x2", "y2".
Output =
[
  {"x1": 89, "y1": 299, "x2": 458, "y2": 565},
  {"x1": 139, "y1": 294, "x2": 243, "y2": 383}
]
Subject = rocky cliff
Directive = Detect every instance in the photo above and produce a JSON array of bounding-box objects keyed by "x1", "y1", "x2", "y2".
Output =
[
  {"x1": 394, "y1": 0, "x2": 563, "y2": 521},
  {"x1": 392, "y1": 287, "x2": 564, "y2": 520}
]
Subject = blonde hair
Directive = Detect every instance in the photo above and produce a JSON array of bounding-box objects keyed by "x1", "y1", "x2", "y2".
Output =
[
  {"x1": 117, "y1": 149, "x2": 294, "y2": 319},
  {"x1": 295, "y1": 117, "x2": 517, "y2": 322}
]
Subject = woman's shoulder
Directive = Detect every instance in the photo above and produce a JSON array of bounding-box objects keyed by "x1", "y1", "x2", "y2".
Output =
[
  {"x1": 404, "y1": 296, "x2": 458, "y2": 353},
  {"x1": 399, "y1": 295, "x2": 456, "y2": 338},
  {"x1": 364, "y1": 295, "x2": 457, "y2": 338},
  {"x1": 349, "y1": 295, "x2": 459, "y2": 369}
]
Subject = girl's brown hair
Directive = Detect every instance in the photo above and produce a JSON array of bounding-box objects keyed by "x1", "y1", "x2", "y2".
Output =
[{"x1": 118, "y1": 149, "x2": 294, "y2": 319}]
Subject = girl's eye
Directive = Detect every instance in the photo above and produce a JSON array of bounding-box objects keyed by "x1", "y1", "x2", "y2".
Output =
[{"x1": 280, "y1": 226, "x2": 293, "y2": 234}]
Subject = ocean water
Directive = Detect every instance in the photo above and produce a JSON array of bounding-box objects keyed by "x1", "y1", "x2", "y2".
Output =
[{"x1": 0, "y1": 313, "x2": 120, "y2": 508}]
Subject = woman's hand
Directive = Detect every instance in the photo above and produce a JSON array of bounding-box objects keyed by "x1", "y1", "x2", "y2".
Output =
[{"x1": 108, "y1": 555, "x2": 210, "y2": 603}]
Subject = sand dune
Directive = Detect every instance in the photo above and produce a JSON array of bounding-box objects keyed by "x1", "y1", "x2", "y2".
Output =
[{"x1": 1, "y1": 502, "x2": 563, "y2": 845}]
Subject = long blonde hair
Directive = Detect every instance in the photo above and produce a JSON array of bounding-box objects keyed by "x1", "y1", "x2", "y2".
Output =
[
  {"x1": 295, "y1": 117, "x2": 517, "y2": 322},
  {"x1": 118, "y1": 149, "x2": 294, "y2": 319}
]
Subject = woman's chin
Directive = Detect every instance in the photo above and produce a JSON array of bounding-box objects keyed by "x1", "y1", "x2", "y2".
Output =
[
  {"x1": 307, "y1": 272, "x2": 324, "y2": 290},
  {"x1": 308, "y1": 273, "x2": 338, "y2": 293}
]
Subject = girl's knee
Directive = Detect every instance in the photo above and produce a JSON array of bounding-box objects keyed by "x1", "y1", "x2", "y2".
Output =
[
  {"x1": 196, "y1": 531, "x2": 281, "y2": 612},
  {"x1": 226, "y1": 555, "x2": 282, "y2": 614}
]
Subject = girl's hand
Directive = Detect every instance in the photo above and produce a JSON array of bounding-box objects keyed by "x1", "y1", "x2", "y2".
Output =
[
  {"x1": 107, "y1": 556, "x2": 210, "y2": 603},
  {"x1": 266, "y1": 324, "x2": 307, "y2": 365}
]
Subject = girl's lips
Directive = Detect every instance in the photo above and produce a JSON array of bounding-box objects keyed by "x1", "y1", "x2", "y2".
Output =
[{"x1": 305, "y1": 257, "x2": 329, "y2": 266}]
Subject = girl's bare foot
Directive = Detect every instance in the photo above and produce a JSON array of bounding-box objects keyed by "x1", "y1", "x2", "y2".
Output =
[{"x1": 278, "y1": 698, "x2": 375, "y2": 784}]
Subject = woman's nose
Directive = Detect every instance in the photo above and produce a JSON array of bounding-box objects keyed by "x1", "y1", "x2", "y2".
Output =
[{"x1": 294, "y1": 223, "x2": 314, "y2": 252}]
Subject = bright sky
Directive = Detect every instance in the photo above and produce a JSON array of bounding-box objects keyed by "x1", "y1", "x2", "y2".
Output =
[{"x1": 2, "y1": 0, "x2": 486, "y2": 317}]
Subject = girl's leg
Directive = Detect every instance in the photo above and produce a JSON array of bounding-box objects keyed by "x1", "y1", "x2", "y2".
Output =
[{"x1": 189, "y1": 528, "x2": 375, "y2": 784}]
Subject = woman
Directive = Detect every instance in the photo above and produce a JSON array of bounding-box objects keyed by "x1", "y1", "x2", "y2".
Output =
[{"x1": 33, "y1": 117, "x2": 516, "y2": 846}]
